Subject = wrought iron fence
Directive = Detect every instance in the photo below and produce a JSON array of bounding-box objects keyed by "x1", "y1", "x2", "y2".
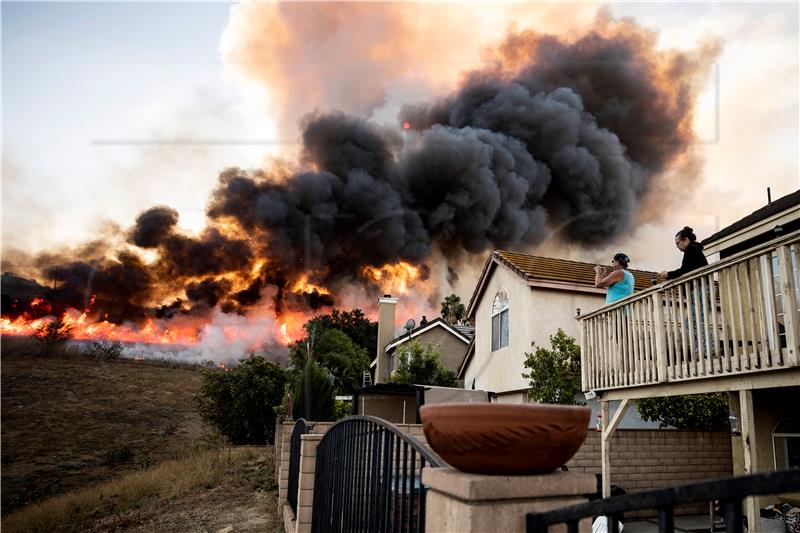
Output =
[
  {"x1": 311, "y1": 415, "x2": 445, "y2": 533},
  {"x1": 288, "y1": 418, "x2": 311, "y2": 516},
  {"x1": 526, "y1": 469, "x2": 800, "y2": 533}
]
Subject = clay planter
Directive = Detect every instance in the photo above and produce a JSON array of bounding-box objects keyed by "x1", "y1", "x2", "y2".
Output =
[{"x1": 419, "y1": 403, "x2": 590, "y2": 475}]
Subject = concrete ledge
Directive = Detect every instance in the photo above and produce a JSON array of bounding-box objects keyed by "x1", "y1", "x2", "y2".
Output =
[{"x1": 423, "y1": 468, "x2": 596, "y2": 501}]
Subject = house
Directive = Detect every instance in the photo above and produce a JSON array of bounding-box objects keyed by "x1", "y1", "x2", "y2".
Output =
[
  {"x1": 372, "y1": 295, "x2": 474, "y2": 384},
  {"x1": 579, "y1": 189, "x2": 800, "y2": 532},
  {"x1": 459, "y1": 250, "x2": 654, "y2": 403}
]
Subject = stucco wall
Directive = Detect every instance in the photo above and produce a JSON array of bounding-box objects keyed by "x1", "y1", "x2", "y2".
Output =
[
  {"x1": 465, "y1": 265, "x2": 532, "y2": 392},
  {"x1": 391, "y1": 326, "x2": 469, "y2": 374},
  {"x1": 465, "y1": 263, "x2": 607, "y2": 394}
]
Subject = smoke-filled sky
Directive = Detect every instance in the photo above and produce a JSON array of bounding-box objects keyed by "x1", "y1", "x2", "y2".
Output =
[{"x1": 3, "y1": 1, "x2": 799, "y2": 300}]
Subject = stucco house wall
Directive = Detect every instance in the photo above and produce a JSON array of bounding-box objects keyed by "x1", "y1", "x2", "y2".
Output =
[
  {"x1": 465, "y1": 268, "x2": 608, "y2": 395},
  {"x1": 391, "y1": 326, "x2": 468, "y2": 374}
]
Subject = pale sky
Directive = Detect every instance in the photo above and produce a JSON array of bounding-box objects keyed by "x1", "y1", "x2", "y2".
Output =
[{"x1": 2, "y1": 1, "x2": 799, "y2": 279}]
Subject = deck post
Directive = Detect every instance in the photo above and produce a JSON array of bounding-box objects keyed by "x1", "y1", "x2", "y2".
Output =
[
  {"x1": 739, "y1": 389, "x2": 761, "y2": 533},
  {"x1": 777, "y1": 245, "x2": 799, "y2": 366},
  {"x1": 600, "y1": 399, "x2": 629, "y2": 498}
]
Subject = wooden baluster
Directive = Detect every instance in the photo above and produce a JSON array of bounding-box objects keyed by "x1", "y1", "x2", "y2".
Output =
[
  {"x1": 750, "y1": 257, "x2": 769, "y2": 369},
  {"x1": 667, "y1": 288, "x2": 679, "y2": 380},
  {"x1": 632, "y1": 301, "x2": 642, "y2": 385},
  {"x1": 677, "y1": 284, "x2": 690, "y2": 378},
  {"x1": 733, "y1": 263, "x2": 750, "y2": 371},
  {"x1": 763, "y1": 253, "x2": 780, "y2": 367},
  {"x1": 611, "y1": 309, "x2": 618, "y2": 387},
  {"x1": 710, "y1": 273, "x2": 722, "y2": 374},
  {"x1": 621, "y1": 307, "x2": 631, "y2": 386},
  {"x1": 643, "y1": 298, "x2": 653, "y2": 383},
  {"x1": 603, "y1": 313, "x2": 610, "y2": 388},
  {"x1": 777, "y1": 245, "x2": 799, "y2": 367},
  {"x1": 723, "y1": 268, "x2": 742, "y2": 372},
  {"x1": 581, "y1": 319, "x2": 588, "y2": 391},
  {"x1": 717, "y1": 271, "x2": 731, "y2": 373},
  {"x1": 691, "y1": 278, "x2": 701, "y2": 377},
  {"x1": 653, "y1": 291, "x2": 667, "y2": 383},
  {"x1": 742, "y1": 259, "x2": 760, "y2": 369}
]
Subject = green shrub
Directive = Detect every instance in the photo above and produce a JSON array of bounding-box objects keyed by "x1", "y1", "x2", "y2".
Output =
[
  {"x1": 195, "y1": 355, "x2": 286, "y2": 444},
  {"x1": 636, "y1": 393, "x2": 730, "y2": 430},
  {"x1": 522, "y1": 329, "x2": 583, "y2": 405},
  {"x1": 292, "y1": 361, "x2": 336, "y2": 422},
  {"x1": 334, "y1": 399, "x2": 352, "y2": 420},
  {"x1": 388, "y1": 340, "x2": 457, "y2": 387}
]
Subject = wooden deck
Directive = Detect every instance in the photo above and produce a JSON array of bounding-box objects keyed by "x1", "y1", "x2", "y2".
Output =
[{"x1": 579, "y1": 231, "x2": 800, "y2": 400}]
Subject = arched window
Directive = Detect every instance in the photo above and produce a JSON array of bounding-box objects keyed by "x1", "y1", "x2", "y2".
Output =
[{"x1": 491, "y1": 289, "x2": 509, "y2": 351}]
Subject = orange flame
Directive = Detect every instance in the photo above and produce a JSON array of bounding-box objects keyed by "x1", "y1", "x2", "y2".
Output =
[
  {"x1": 362, "y1": 261, "x2": 421, "y2": 295},
  {"x1": 290, "y1": 274, "x2": 330, "y2": 295}
]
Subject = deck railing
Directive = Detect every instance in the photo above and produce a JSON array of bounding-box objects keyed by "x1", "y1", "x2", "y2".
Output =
[
  {"x1": 580, "y1": 232, "x2": 800, "y2": 392},
  {"x1": 526, "y1": 469, "x2": 800, "y2": 533}
]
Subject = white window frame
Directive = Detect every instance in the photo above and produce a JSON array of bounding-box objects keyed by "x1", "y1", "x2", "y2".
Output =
[{"x1": 491, "y1": 288, "x2": 510, "y2": 351}]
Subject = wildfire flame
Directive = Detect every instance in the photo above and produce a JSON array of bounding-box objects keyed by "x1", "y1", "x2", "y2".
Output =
[
  {"x1": 361, "y1": 261, "x2": 421, "y2": 295},
  {"x1": 1, "y1": 259, "x2": 438, "y2": 356},
  {"x1": 291, "y1": 274, "x2": 330, "y2": 295}
]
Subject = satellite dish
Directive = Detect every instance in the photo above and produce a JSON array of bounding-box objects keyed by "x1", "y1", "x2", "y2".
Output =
[{"x1": 405, "y1": 318, "x2": 416, "y2": 333}]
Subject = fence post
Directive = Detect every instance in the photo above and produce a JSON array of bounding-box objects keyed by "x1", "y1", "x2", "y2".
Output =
[
  {"x1": 294, "y1": 433, "x2": 323, "y2": 533},
  {"x1": 652, "y1": 291, "x2": 668, "y2": 382},
  {"x1": 777, "y1": 245, "x2": 799, "y2": 366},
  {"x1": 278, "y1": 421, "x2": 294, "y2": 514},
  {"x1": 423, "y1": 467, "x2": 595, "y2": 532}
]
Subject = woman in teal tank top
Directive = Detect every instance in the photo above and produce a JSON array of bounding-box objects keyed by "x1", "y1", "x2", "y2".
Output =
[{"x1": 594, "y1": 253, "x2": 634, "y2": 304}]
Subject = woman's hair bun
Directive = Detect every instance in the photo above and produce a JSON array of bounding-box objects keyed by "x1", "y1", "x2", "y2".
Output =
[{"x1": 683, "y1": 226, "x2": 693, "y2": 232}]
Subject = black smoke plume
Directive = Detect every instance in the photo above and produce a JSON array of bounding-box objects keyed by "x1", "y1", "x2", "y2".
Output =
[{"x1": 2, "y1": 20, "x2": 716, "y2": 325}]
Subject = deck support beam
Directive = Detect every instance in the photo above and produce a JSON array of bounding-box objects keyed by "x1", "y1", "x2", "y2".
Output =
[
  {"x1": 739, "y1": 389, "x2": 761, "y2": 533},
  {"x1": 601, "y1": 398, "x2": 630, "y2": 498}
]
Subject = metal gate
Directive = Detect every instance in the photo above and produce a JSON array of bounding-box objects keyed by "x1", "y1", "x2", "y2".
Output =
[
  {"x1": 311, "y1": 416, "x2": 444, "y2": 533},
  {"x1": 288, "y1": 418, "x2": 310, "y2": 516}
]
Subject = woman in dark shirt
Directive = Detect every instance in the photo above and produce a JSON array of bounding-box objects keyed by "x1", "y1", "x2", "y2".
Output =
[{"x1": 657, "y1": 226, "x2": 708, "y2": 282}]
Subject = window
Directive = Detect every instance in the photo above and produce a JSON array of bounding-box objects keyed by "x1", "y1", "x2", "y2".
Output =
[
  {"x1": 772, "y1": 418, "x2": 800, "y2": 469},
  {"x1": 491, "y1": 289, "x2": 509, "y2": 351}
]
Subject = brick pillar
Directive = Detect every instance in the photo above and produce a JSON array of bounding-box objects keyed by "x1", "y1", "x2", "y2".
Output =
[
  {"x1": 277, "y1": 421, "x2": 294, "y2": 514},
  {"x1": 274, "y1": 419, "x2": 285, "y2": 483},
  {"x1": 295, "y1": 433, "x2": 323, "y2": 533},
  {"x1": 423, "y1": 468, "x2": 595, "y2": 533}
]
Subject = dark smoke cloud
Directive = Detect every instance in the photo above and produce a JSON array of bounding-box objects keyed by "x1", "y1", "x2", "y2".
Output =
[
  {"x1": 3, "y1": 19, "x2": 717, "y2": 325},
  {"x1": 129, "y1": 206, "x2": 179, "y2": 248}
]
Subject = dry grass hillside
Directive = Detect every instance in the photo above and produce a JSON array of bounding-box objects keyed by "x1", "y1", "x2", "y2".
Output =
[{"x1": 1, "y1": 341, "x2": 218, "y2": 514}]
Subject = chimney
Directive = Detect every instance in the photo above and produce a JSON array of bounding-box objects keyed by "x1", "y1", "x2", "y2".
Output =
[{"x1": 375, "y1": 294, "x2": 397, "y2": 384}]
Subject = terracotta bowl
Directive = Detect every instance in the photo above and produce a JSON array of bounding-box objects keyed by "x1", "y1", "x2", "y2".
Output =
[{"x1": 419, "y1": 403, "x2": 590, "y2": 475}]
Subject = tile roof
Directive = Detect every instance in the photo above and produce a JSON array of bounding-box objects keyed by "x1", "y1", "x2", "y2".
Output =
[
  {"x1": 494, "y1": 250, "x2": 655, "y2": 291},
  {"x1": 451, "y1": 324, "x2": 476, "y2": 340},
  {"x1": 702, "y1": 189, "x2": 800, "y2": 246}
]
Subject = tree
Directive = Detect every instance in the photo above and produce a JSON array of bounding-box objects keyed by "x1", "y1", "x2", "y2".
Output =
[
  {"x1": 636, "y1": 394, "x2": 730, "y2": 430},
  {"x1": 32, "y1": 318, "x2": 74, "y2": 356},
  {"x1": 388, "y1": 340, "x2": 458, "y2": 387},
  {"x1": 440, "y1": 294, "x2": 466, "y2": 325},
  {"x1": 196, "y1": 355, "x2": 287, "y2": 444},
  {"x1": 304, "y1": 309, "x2": 377, "y2": 359},
  {"x1": 522, "y1": 329, "x2": 583, "y2": 405},
  {"x1": 292, "y1": 361, "x2": 336, "y2": 421},
  {"x1": 290, "y1": 328, "x2": 370, "y2": 396}
]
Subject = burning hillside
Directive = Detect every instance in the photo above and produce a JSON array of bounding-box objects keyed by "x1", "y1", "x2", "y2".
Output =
[{"x1": 1, "y1": 16, "x2": 719, "y2": 359}]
